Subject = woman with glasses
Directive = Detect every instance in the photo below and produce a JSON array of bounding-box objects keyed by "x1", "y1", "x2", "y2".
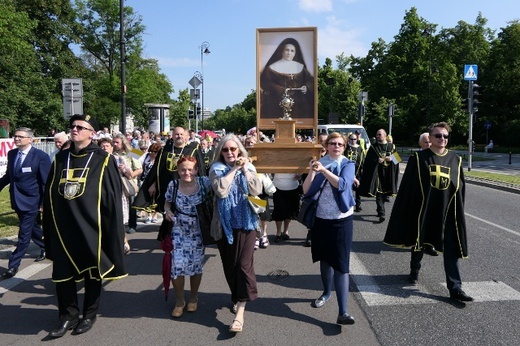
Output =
[
  {"x1": 301, "y1": 132, "x2": 357, "y2": 326},
  {"x1": 209, "y1": 134, "x2": 262, "y2": 333}
]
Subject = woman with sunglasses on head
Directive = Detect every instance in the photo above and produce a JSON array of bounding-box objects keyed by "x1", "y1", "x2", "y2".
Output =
[
  {"x1": 209, "y1": 134, "x2": 262, "y2": 333},
  {"x1": 301, "y1": 132, "x2": 357, "y2": 326}
]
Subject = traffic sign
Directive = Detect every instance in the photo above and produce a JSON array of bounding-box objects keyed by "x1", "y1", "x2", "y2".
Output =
[
  {"x1": 484, "y1": 121, "x2": 491, "y2": 130},
  {"x1": 464, "y1": 65, "x2": 478, "y2": 81},
  {"x1": 188, "y1": 76, "x2": 201, "y2": 89}
]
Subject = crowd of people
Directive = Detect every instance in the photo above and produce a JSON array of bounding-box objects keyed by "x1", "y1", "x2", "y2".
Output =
[{"x1": 0, "y1": 119, "x2": 473, "y2": 337}]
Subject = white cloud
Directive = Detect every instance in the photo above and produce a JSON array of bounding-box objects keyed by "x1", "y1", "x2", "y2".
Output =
[
  {"x1": 318, "y1": 16, "x2": 367, "y2": 63},
  {"x1": 298, "y1": 0, "x2": 332, "y2": 12}
]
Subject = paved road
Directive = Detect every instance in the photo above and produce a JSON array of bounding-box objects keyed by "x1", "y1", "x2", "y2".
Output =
[{"x1": 0, "y1": 151, "x2": 518, "y2": 345}]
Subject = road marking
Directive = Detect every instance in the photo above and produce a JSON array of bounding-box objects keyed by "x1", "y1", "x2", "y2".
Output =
[
  {"x1": 466, "y1": 212, "x2": 520, "y2": 238},
  {"x1": 350, "y1": 253, "x2": 520, "y2": 306},
  {"x1": 0, "y1": 263, "x2": 51, "y2": 294}
]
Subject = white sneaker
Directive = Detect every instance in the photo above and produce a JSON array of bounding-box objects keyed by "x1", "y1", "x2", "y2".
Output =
[
  {"x1": 126, "y1": 227, "x2": 136, "y2": 234},
  {"x1": 144, "y1": 218, "x2": 151, "y2": 224}
]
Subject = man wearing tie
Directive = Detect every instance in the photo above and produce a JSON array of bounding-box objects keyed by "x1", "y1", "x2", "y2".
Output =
[{"x1": 1, "y1": 127, "x2": 51, "y2": 279}]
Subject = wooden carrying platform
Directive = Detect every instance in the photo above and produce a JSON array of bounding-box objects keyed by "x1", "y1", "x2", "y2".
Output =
[{"x1": 248, "y1": 119, "x2": 323, "y2": 173}]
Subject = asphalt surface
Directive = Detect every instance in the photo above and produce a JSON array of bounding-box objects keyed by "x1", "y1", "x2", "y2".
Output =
[{"x1": 0, "y1": 151, "x2": 518, "y2": 345}]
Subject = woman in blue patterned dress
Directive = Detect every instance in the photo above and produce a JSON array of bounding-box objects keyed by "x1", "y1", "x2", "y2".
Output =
[{"x1": 164, "y1": 156, "x2": 210, "y2": 318}]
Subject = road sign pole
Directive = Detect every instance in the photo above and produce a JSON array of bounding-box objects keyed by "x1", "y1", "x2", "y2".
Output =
[{"x1": 468, "y1": 81, "x2": 474, "y2": 171}]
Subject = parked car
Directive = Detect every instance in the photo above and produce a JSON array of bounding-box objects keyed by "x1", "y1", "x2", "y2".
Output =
[{"x1": 317, "y1": 124, "x2": 370, "y2": 149}]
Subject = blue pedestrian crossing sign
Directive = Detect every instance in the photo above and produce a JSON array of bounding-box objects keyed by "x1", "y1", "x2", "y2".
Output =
[{"x1": 464, "y1": 65, "x2": 478, "y2": 80}]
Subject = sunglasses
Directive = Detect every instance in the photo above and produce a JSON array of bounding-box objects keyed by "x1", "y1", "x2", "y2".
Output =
[
  {"x1": 433, "y1": 134, "x2": 450, "y2": 139},
  {"x1": 70, "y1": 124, "x2": 93, "y2": 132},
  {"x1": 222, "y1": 147, "x2": 238, "y2": 153},
  {"x1": 328, "y1": 142, "x2": 345, "y2": 147},
  {"x1": 349, "y1": 137, "x2": 357, "y2": 140},
  {"x1": 148, "y1": 150, "x2": 158, "y2": 153}
]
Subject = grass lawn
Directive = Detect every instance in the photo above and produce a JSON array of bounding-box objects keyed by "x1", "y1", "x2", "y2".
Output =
[{"x1": 0, "y1": 189, "x2": 18, "y2": 238}]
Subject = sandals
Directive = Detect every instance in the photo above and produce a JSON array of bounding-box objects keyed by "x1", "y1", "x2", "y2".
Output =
[
  {"x1": 229, "y1": 319, "x2": 243, "y2": 333},
  {"x1": 231, "y1": 303, "x2": 238, "y2": 314},
  {"x1": 124, "y1": 242, "x2": 131, "y2": 255},
  {"x1": 171, "y1": 303, "x2": 185, "y2": 318},
  {"x1": 260, "y1": 236, "x2": 269, "y2": 248},
  {"x1": 186, "y1": 298, "x2": 198, "y2": 312}
]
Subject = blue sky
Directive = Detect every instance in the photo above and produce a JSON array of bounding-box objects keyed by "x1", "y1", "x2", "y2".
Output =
[{"x1": 125, "y1": 0, "x2": 519, "y2": 112}]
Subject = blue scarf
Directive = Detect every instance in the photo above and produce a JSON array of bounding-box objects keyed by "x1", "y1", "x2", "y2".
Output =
[
  {"x1": 319, "y1": 154, "x2": 346, "y2": 174},
  {"x1": 210, "y1": 162, "x2": 259, "y2": 244}
]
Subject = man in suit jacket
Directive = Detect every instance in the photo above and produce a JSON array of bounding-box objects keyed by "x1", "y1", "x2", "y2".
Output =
[{"x1": 1, "y1": 127, "x2": 51, "y2": 279}]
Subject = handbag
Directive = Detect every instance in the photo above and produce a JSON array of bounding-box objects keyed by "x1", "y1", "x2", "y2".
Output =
[
  {"x1": 247, "y1": 195, "x2": 267, "y2": 214},
  {"x1": 297, "y1": 181, "x2": 326, "y2": 228},
  {"x1": 121, "y1": 176, "x2": 138, "y2": 197},
  {"x1": 195, "y1": 177, "x2": 216, "y2": 245},
  {"x1": 238, "y1": 183, "x2": 266, "y2": 214}
]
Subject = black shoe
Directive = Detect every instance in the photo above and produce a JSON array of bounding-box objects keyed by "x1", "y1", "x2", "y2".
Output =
[
  {"x1": 450, "y1": 290, "x2": 474, "y2": 302},
  {"x1": 379, "y1": 216, "x2": 385, "y2": 223},
  {"x1": 2, "y1": 267, "x2": 18, "y2": 279},
  {"x1": 424, "y1": 245, "x2": 439, "y2": 256},
  {"x1": 281, "y1": 233, "x2": 290, "y2": 240},
  {"x1": 354, "y1": 206, "x2": 362, "y2": 212},
  {"x1": 304, "y1": 230, "x2": 311, "y2": 247},
  {"x1": 35, "y1": 253, "x2": 46, "y2": 262},
  {"x1": 49, "y1": 319, "x2": 79, "y2": 338},
  {"x1": 73, "y1": 318, "x2": 96, "y2": 335},
  {"x1": 337, "y1": 314, "x2": 355, "y2": 325},
  {"x1": 408, "y1": 269, "x2": 419, "y2": 284}
]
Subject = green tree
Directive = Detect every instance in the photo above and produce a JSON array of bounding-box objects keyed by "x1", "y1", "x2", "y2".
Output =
[
  {"x1": 480, "y1": 21, "x2": 520, "y2": 146},
  {"x1": 0, "y1": 1, "x2": 63, "y2": 134}
]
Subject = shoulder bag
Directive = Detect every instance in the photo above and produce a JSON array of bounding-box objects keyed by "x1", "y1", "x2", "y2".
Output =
[{"x1": 297, "y1": 180, "x2": 326, "y2": 228}]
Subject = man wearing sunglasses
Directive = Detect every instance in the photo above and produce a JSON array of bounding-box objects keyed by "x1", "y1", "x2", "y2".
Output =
[
  {"x1": 43, "y1": 114, "x2": 127, "y2": 337},
  {"x1": 1, "y1": 128, "x2": 51, "y2": 278},
  {"x1": 358, "y1": 129, "x2": 399, "y2": 222},
  {"x1": 384, "y1": 122, "x2": 473, "y2": 302}
]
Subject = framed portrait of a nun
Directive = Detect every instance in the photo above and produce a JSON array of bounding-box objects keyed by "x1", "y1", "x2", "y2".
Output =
[{"x1": 256, "y1": 27, "x2": 318, "y2": 129}]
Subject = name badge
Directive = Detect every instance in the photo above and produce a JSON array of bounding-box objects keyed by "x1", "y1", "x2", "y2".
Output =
[{"x1": 22, "y1": 167, "x2": 32, "y2": 173}]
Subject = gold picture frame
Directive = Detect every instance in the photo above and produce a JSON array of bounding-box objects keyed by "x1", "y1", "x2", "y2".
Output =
[{"x1": 256, "y1": 27, "x2": 318, "y2": 130}]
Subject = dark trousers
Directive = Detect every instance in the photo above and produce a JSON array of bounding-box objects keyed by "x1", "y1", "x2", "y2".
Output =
[
  {"x1": 56, "y1": 277, "x2": 102, "y2": 321},
  {"x1": 217, "y1": 229, "x2": 258, "y2": 303},
  {"x1": 375, "y1": 193, "x2": 386, "y2": 216},
  {"x1": 9, "y1": 210, "x2": 44, "y2": 269},
  {"x1": 128, "y1": 195, "x2": 137, "y2": 228},
  {"x1": 355, "y1": 190, "x2": 362, "y2": 208},
  {"x1": 410, "y1": 225, "x2": 462, "y2": 292}
]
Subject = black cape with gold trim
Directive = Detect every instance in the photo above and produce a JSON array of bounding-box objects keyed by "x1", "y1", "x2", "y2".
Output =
[
  {"x1": 383, "y1": 149, "x2": 468, "y2": 257},
  {"x1": 358, "y1": 142, "x2": 398, "y2": 197},
  {"x1": 43, "y1": 142, "x2": 127, "y2": 281}
]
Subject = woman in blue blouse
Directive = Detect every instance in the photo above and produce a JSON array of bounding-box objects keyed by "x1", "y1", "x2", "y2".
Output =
[
  {"x1": 209, "y1": 134, "x2": 262, "y2": 333},
  {"x1": 301, "y1": 132, "x2": 357, "y2": 325}
]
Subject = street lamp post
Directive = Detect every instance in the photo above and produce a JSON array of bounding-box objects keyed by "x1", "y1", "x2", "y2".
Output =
[
  {"x1": 120, "y1": 0, "x2": 126, "y2": 133},
  {"x1": 200, "y1": 41, "x2": 210, "y2": 130}
]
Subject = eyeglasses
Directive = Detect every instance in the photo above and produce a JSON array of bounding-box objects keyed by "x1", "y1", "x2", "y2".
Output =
[
  {"x1": 328, "y1": 142, "x2": 345, "y2": 147},
  {"x1": 433, "y1": 134, "x2": 450, "y2": 139},
  {"x1": 70, "y1": 124, "x2": 94, "y2": 132},
  {"x1": 13, "y1": 135, "x2": 30, "y2": 139},
  {"x1": 349, "y1": 137, "x2": 357, "y2": 141},
  {"x1": 222, "y1": 147, "x2": 238, "y2": 153}
]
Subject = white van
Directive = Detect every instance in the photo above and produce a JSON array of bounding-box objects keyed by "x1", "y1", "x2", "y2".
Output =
[{"x1": 317, "y1": 124, "x2": 370, "y2": 149}]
